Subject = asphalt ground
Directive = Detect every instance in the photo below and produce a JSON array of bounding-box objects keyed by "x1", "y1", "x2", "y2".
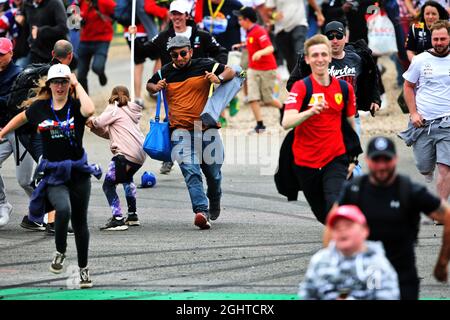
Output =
[{"x1": 0, "y1": 44, "x2": 449, "y2": 301}]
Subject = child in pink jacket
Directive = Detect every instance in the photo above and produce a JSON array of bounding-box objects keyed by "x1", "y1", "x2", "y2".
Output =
[{"x1": 87, "y1": 86, "x2": 146, "y2": 231}]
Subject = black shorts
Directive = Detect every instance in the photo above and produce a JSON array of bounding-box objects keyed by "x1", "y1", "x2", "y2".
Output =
[
  {"x1": 112, "y1": 155, "x2": 142, "y2": 184},
  {"x1": 126, "y1": 36, "x2": 151, "y2": 65}
]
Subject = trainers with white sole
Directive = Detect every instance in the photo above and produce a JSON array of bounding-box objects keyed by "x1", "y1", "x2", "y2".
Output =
[
  {"x1": 100, "y1": 217, "x2": 128, "y2": 231},
  {"x1": 0, "y1": 202, "x2": 12, "y2": 227},
  {"x1": 49, "y1": 251, "x2": 66, "y2": 274},
  {"x1": 79, "y1": 267, "x2": 93, "y2": 289},
  {"x1": 194, "y1": 212, "x2": 211, "y2": 230},
  {"x1": 20, "y1": 215, "x2": 46, "y2": 231},
  {"x1": 125, "y1": 213, "x2": 140, "y2": 226}
]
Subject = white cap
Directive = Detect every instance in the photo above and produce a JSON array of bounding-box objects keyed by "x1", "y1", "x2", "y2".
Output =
[
  {"x1": 170, "y1": 0, "x2": 189, "y2": 14},
  {"x1": 46, "y1": 64, "x2": 71, "y2": 83}
]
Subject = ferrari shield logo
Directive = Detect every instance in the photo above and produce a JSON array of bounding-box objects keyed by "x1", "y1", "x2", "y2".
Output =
[{"x1": 335, "y1": 93, "x2": 343, "y2": 105}]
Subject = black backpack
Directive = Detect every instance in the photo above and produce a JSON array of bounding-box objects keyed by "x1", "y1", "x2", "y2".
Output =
[
  {"x1": 301, "y1": 76, "x2": 363, "y2": 159},
  {"x1": 6, "y1": 63, "x2": 50, "y2": 162},
  {"x1": 346, "y1": 174, "x2": 420, "y2": 242},
  {"x1": 6, "y1": 63, "x2": 50, "y2": 117}
]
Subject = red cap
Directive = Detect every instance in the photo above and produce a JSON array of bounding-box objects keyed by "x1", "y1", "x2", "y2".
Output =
[
  {"x1": 327, "y1": 205, "x2": 367, "y2": 227},
  {"x1": 0, "y1": 37, "x2": 13, "y2": 54}
]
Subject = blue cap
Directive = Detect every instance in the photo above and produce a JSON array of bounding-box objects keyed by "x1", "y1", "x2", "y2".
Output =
[{"x1": 141, "y1": 171, "x2": 156, "y2": 188}]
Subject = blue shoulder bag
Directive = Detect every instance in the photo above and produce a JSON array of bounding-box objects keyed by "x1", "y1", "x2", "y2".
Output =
[{"x1": 143, "y1": 72, "x2": 172, "y2": 162}]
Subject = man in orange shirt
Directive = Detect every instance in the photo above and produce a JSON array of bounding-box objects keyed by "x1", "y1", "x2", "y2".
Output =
[{"x1": 147, "y1": 36, "x2": 236, "y2": 229}]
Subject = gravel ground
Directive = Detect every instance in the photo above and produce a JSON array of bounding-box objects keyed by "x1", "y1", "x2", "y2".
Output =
[{"x1": 95, "y1": 45, "x2": 409, "y2": 142}]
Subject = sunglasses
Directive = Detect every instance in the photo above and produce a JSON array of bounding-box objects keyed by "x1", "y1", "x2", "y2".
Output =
[
  {"x1": 170, "y1": 50, "x2": 188, "y2": 59},
  {"x1": 326, "y1": 33, "x2": 344, "y2": 41},
  {"x1": 50, "y1": 79, "x2": 70, "y2": 85}
]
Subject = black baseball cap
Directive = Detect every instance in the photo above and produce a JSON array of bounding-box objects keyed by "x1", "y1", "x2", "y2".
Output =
[
  {"x1": 367, "y1": 137, "x2": 396, "y2": 159},
  {"x1": 233, "y1": 6, "x2": 257, "y2": 23},
  {"x1": 324, "y1": 21, "x2": 345, "y2": 36}
]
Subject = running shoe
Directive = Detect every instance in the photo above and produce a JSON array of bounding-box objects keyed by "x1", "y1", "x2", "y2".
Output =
[
  {"x1": 79, "y1": 267, "x2": 93, "y2": 289},
  {"x1": 125, "y1": 213, "x2": 140, "y2": 226},
  {"x1": 100, "y1": 217, "x2": 128, "y2": 231},
  {"x1": 49, "y1": 251, "x2": 66, "y2": 274},
  {"x1": 194, "y1": 212, "x2": 211, "y2": 230},
  {"x1": 20, "y1": 215, "x2": 46, "y2": 231}
]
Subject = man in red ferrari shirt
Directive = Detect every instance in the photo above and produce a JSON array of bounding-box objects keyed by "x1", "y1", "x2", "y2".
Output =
[
  {"x1": 282, "y1": 34, "x2": 356, "y2": 224},
  {"x1": 233, "y1": 6, "x2": 282, "y2": 133}
]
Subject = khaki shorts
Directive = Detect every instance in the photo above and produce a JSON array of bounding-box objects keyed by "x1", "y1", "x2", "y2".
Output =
[
  {"x1": 247, "y1": 69, "x2": 276, "y2": 104},
  {"x1": 240, "y1": 48, "x2": 248, "y2": 70}
]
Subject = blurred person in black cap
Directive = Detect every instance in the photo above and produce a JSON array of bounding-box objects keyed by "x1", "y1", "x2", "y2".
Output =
[{"x1": 325, "y1": 136, "x2": 450, "y2": 300}]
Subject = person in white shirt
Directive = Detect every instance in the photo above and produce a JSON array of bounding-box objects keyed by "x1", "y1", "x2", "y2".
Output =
[{"x1": 400, "y1": 20, "x2": 450, "y2": 200}]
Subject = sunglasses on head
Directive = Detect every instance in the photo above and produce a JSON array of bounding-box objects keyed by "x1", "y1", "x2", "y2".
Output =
[
  {"x1": 326, "y1": 32, "x2": 344, "y2": 41},
  {"x1": 170, "y1": 50, "x2": 188, "y2": 59},
  {"x1": 50, "y1": 78, "x2": 70, "y2": 85}
]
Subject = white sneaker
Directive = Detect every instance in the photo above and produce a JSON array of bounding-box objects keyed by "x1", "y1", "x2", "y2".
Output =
[
  {"x1": 420, "y1": 214, "x2": 434, "y2": 225},
  {"x1": 0, "y1": 203, "x2": 13, "y2": 227},
  {"x1": 277, "y1": 64, "x2": 290, "y2": 81}
]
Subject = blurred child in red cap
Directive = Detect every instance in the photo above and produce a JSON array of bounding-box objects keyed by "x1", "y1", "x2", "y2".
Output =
[{"x1": 298, "y1": 205, "x2": 400, "y2": 300}]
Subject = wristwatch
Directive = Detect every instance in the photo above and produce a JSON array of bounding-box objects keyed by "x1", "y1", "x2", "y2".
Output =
[{"x1": 218, "y1": 75, "x2": 225, "y2": 84}]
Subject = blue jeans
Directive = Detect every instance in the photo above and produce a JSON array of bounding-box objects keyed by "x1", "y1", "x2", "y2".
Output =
[
  {"x1": 353, "y1": 115, "x2": 363, "y2": 177},
  {"x1": 306, "y1": 6, "x2": 318, "y2": 39},
  {"x1": 384, "y1": 0, "x2": 407, "y2": 62},
  {"x1": 77, "y1": 41, "x2": 110, "y2": 94},
  {"x1": 14, "y1": 54, "x2": 30, "y2": 68},
  {"x1": 171, "y1": 128, "x2": 223, "y2": 214},
  {"x1": 70, "y1": 29, "x2": 80, "y2": 59}
]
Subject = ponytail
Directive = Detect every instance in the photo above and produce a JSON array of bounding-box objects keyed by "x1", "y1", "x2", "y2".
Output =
[{"x1": 108, "y1": 85, "x2": 130, "y2": 107}]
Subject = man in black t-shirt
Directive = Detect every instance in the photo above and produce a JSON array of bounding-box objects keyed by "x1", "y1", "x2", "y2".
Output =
[{"x1": 328, "y1": 136, "x2": 450, "y2": 300}]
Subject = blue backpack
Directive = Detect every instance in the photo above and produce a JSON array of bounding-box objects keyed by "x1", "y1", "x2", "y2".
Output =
[{"x1": 114, "y1": 0, "x2": 132, "y2": 26}]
